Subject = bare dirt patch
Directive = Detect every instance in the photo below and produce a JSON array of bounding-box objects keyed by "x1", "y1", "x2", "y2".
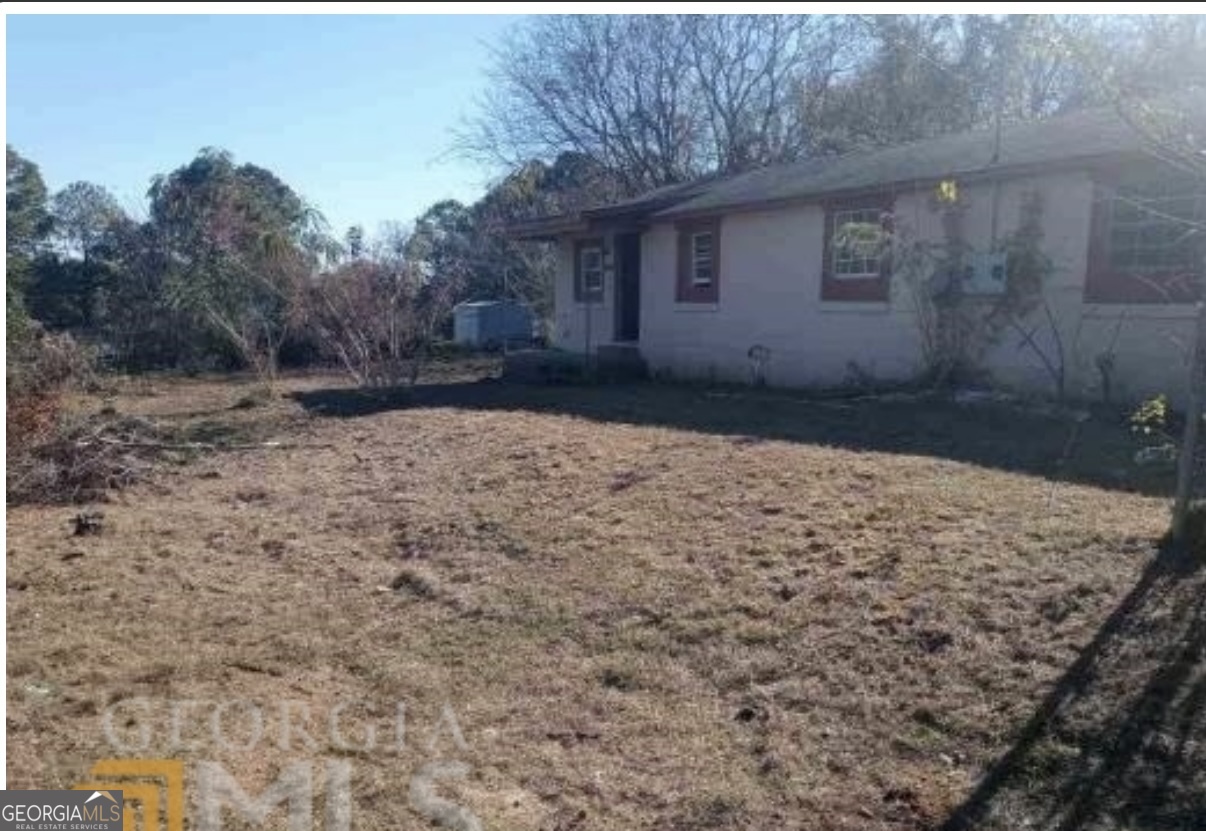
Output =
[{"x1": 7, "y1": 367, "x2": 1202, "y2": 830}]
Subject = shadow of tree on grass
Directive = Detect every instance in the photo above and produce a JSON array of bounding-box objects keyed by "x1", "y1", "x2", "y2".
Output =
[
  {"x1": 291, "y1": 378, "x2": 1175, "y2": 497},
  {"x1": 939, "y1": 545, "x2": 1205, "y2": 831},
  {"x1": 290, "y1": 375, "x2": 1200, "y2": 828}
]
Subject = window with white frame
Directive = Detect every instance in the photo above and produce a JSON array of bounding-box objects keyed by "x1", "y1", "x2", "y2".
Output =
[
  {"x1": 578, "y1": 244, "x2": 604, "y2": 300},
  {"x1": 691, "y1": 231, "x2": 714, "y2": 287},
  {"x1": 831, "y1": 208, "x2": 886, "y2": 278}
]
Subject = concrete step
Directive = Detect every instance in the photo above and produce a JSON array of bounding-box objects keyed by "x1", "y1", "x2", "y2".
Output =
[
  {"x1": 596, "y1": 344, "x2": 648, "y2": 380},
  {"x1": 502, "y1": 345, "x2": 648, "y2": 384}
]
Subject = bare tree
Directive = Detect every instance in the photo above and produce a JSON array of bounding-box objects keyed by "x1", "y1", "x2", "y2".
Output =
[
  {"x1": 1052, "y1": 17, "x2": 1206, "y2": 546},
  {"x1": 460, "y1": 15, "x2": 854, "y2": 189},
  {"x1": 682, "y1": 15, "x2": 852, "y2": 170},
  {"x1": 1124, "y1": 100, "x2": 1206, "y2": 546},
  {"x1": 462, "y1": 16, "x2": 697, "y2": 191}
]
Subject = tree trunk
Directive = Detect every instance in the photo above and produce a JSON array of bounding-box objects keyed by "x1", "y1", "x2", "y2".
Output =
[{"x1": 1171, "y1": 299, "x2": 1206, "y2": 547}]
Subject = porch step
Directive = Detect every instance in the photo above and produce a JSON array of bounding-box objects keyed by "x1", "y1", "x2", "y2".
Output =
[
  {"x1": 502, "y1": 346, "x2": 648, "y2": 384},
  {"x1": 596, "y1": 344, "x2": 648, "y2": 380},
  {"x1": 502, "y1": 349, "x2": 586, "y2": 384}
]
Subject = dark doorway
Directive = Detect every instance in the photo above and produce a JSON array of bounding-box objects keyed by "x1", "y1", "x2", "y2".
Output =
[{"x1": 614, "y1": 232, "x2": 641, "y2": 342}]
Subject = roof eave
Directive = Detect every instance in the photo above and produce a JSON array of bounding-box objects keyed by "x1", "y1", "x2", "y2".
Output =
[
  {"x1": 505, "y1": 214, "x2": 589, "y2": 241},
  {"x1": 653, "y1": 150, "x2": 1148, "y2": 222}
]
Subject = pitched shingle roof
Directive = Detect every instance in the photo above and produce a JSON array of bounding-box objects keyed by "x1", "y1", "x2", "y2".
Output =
[
  {"x1": 654, "y1": 107, "x2": 1146, "y2": 219},
  {"x1": 506, "y1": 176, "x2": 722, "y2": 239},
  {"x1": 506, "y1": 105, "x2": 1191, "y2": 240},
  {"x1": 585, "y1": 176, "x2": 721, "y2": 218}
]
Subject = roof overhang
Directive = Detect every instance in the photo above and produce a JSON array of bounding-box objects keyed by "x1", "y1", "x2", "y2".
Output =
[
  {"x1": 506, "y1": 214, "x2": 590, "y2": 241},
  {"x1": 653, "y1": 150, "x2": 1149, "y2": 223},
  {"x1": 506, "y1": 212, "x2": 652, "y2": 241},
  {"x1": 505, "y1": 176, "x2": 720, "y2": 241}
]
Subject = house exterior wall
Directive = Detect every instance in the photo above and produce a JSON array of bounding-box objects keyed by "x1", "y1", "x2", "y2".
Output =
[
  {"x1": 635, "y1": 170, "x2": 1196, "y2": 402},
  {"x1": 950, "y1": 173, "x2": 1196, "y2": 401},
  {"x1": 552, "y1": 168, "x2": 1196, "y2": 403},
  {"x1": 640, "y1": 201, "x2": 920, "y2": 387}
]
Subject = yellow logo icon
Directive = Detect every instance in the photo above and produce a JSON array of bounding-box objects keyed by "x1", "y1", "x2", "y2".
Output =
[{"x1": 74, "y1": 760, "x2": 184, "y2": 831}]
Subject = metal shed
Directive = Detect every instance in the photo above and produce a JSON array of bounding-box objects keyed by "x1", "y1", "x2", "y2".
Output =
[{"x1": 452, "y1": 300, "x2": 535, "y2": 349}]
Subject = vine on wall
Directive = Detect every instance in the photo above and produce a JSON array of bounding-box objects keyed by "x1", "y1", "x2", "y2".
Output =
[{"x1": 892, "y1": 182, "x2": 1058, "y2": 392}]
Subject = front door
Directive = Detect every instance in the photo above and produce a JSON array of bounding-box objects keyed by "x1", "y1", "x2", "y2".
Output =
[{"x1": 614, "y1": 232, "x2": 641, "y2": 342}]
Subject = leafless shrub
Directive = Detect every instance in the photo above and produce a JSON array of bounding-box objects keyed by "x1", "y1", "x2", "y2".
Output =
[
  {"x1": 7, "y1": 330, "x2": 95, "y2": 442},
  {"x1": 309, "y1": 261, "x2": 460, "y2": 389},
  {"x1": 6, "y1": 328, "x2": 107, "y2": 503}
]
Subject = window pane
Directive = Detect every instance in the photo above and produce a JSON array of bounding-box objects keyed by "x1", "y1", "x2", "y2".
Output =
[
  {"x1": 1111, "y1": 228, "x2": 1139, "y2": 249},
  {"x1": 691, "y1": 232, "x2": 714, "y2": 286},
  {"x1": 579, "y1": 245, "x2": 604, "y2": 297},
  {"x1": 1109, "y1": 187, "x2": 1202, "y2": 274},
  {"x1": 580, "y1": 245, "x2": 604, "y2": 297},
  {"x1": 1164, "y1": 197, "x2": 1197, "y2": 220},
  {"x1": 1113, "y1": 200, "x2": 1142, "y2": 223},
  {"x1": 832, "y1": 208, "x2": 882, "y2": 278}
]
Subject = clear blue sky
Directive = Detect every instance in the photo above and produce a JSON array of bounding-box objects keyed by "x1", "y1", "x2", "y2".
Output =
[{"x1": 7, "y1": 14, "x2": 524, "y2": 236}]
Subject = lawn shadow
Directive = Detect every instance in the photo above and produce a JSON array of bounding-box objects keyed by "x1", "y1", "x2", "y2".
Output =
[
  {"x1": 291, "y1": 377, "x2": 1173, "y2": 496},
  {"x1": 939, "y1": 544, "x2": 1206, "y2": 830},
  {"x1": 289, "y1": 375, "x2": 1200, "y2": 827}
]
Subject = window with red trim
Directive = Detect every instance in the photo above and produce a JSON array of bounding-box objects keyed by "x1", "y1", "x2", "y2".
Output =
[
  {"x1": 822, "y1": 198, "x2": 894, "y2": 302},
  {"x1": 1085, "y1": 172, "x2": 1204, "y2": 304}
]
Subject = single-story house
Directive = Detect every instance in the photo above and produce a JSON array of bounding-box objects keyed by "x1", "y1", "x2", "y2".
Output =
[{"x1": 510, "y1": 106, "x2": 1205, "y2": 402}]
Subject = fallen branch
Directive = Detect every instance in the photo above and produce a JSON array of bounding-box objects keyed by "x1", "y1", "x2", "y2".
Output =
[{"x1": 83, "y1": 437, "x2": 333, "y2": 452}]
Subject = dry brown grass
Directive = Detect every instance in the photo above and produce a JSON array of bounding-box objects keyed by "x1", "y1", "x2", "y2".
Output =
[{"x1": 7, "y1": 365, "x2": 1203, "y2": 830}]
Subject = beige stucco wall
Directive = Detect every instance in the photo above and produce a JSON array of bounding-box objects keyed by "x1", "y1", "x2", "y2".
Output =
[
  {"x1": 555, "y1": 170, "x2": 1196, "y2": 403},
  {"x1": 640, "y1": 201, "x2": 920, "y2": 387},
  {"x1": 912, "y1": 171, "x2": 1195, "y2": 401}
]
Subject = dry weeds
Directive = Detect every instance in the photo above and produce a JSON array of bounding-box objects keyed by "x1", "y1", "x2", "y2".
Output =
[{"x1": 6, "y1": 366, "x2": 1201, "y2": 830}]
